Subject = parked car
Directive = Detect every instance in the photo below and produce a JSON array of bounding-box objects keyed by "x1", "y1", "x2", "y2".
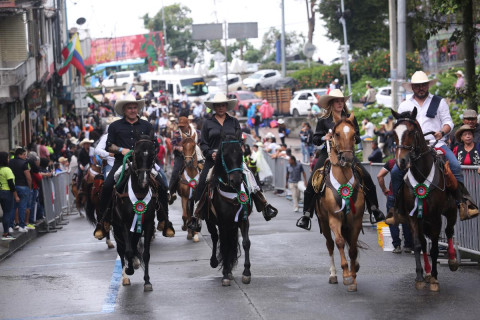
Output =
[
  {"x1": 99, "y1": 71, "x2": 140, "y2": 88},
  {"x1": 375, "y1": 86, "x2": 413, "y2": 108},
  {"x1": 243, "y1": 69, "x2": 282, "y2": 91},
  {"x1": 290, "y1": 88, "x2": 327, "y2": 117},
  {"x1": 208, "y1": 74, "x2": 244, "y2": 94},
  {"x1": 227, "y1": 91, "x2": 262, "y2": 117}
]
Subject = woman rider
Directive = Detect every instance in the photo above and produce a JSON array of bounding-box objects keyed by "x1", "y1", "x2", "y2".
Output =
[
  {"x1": 189, "y1": 93, "x2": 277, "y2": 231},
  {"x1": 297, "y1": 89, "x2": 385, "y2": 230}
]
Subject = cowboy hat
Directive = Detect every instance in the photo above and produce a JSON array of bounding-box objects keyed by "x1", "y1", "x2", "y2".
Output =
[
  {"x1": 169, "y1": 116, "x2": 177, "y2": 122},
  {"x1": 402, "y1": 71, "x2": 437, "y2": 92},
  {"x1": 188, "y1": 115, "x2": 194, "y2": 120},
  {"x1": 69, "y1": 137, "x2": 79, "y2": 145},
  {"x1": 79, "y1": 138, "x2": 94, "y2": 146},
  {"x1": 277, "y1": 118, "x2": 285, "y2": 124},
  {"x1": 105, "y1": 116, "x2": 120, "y2": 125},
  {"x1": 318, "y1": 89, "x2": 352, "y2": 109},
  {"x1": 204, "y1": 93, "x2": 237, "y2": 111},
  {"x1": 114, "y1": 95, "x2": 145, "y2": 116},
  {"x1": 456, "y1": 70, "x2": 464, "y2": 77},
  {"x1": 58, "y1": 156, "x2": 68, "y2": 163},
  {"x1": 178, "y1": 116, "x2": 189, "y2": 128},
  {"x1": 463, "y1": 109, "x2": 478, "y2": 119},
  {"x1": 455, "y1": 124, "x2": 475, "y2": 142}
]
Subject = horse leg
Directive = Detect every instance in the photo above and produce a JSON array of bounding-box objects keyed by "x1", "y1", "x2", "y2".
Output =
[
  {"x1": 182, "y1": 196, "x2": 189, "y2": 233},
  {"x1": 143, "y1": 222, "x2": 154, "y2": 291},
  {"x1": 123, "y1": 226, "x2": 135, "y2": 276},
  {"x1": 116, "y1": 241, "x2": 130, "y2": 286},
  {"x1": 190, "y1": 198, "x2": 199, "y2": 243},
  {"x1": 319, "y1": 217, "x2": 337, "y2": 284},
  {"x1": 445, "y1": 210, "x2": 459, "y2": 272},
  {"x1": 105, "y1": 231, "x2": 115, "y2": 249},
  {"x1": 206, "y1": 219, "x2": 219, "y2": 268},
  {"x1": 329, "y1": 216, "x2": 351, "y2": 286},
  {"x1": 411, "y1": 218, "x2": 426, "y2": 289},
  {"x1": 428, "y1": 234, "x2": 440, "y2": 292},
  {"x1": 239, "y1": 219, "x2": 251, "y2": 284},
  {"x1": 347, "y1": 223, "x2": 361, "y2": 292}
]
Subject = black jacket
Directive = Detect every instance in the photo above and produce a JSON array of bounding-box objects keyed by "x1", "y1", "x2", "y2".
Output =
[
  {"x1": 200, "y1": 114, "x2": 241, "y2": 161},
  {"x1": 313, "y1": 112, "x2": 361, "y2": 146}
]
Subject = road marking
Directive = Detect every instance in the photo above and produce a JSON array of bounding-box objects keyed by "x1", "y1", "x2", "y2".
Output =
[{"x1": 102, "y1": 256, "x2": 122, "y2": 313}]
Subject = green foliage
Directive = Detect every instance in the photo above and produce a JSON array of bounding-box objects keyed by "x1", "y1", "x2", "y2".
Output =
[
  {"x1": 260, "y1": 27, "x2": 306, "y2": 63},
  {"x1": 244, "y1": 48, "x2": 262, "y2": 63},
  {"x1": 290, "y1": 64, "x2": 341, "y2": 89},
  {"x1": 350, "y1": 76, "x2": 389, "y2": 103}
]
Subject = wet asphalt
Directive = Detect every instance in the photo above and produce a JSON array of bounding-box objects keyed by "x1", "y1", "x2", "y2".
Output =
[{"x1": 0, "y1": 191, "x2": 479, "y2": 320}]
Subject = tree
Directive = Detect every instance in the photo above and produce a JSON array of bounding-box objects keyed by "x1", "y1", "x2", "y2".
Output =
[
  {"x1": 260, "y1": 27, "x2": 306, "y2": 62},
  {"x1": 305, "y1": 0, "x2": 317, "y2": 44},
  {"x1": 142, "y1": 4, "x2": 196, "y2": 65},
  {"x1": 319, "y1": 0, "x2": 389, "y2": 56}
]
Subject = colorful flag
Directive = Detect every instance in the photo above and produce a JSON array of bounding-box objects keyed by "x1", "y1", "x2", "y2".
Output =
[{"x1": 58, "y1": 33, "x2": 86, "y2": 76}]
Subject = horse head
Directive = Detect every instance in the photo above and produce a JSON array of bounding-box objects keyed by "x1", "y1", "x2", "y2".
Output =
[
  {"x1": 182, "y1": 137, "x2": 197, "y2": 168},
  {"x1": 132, "y1": 131, "x2": 156, "y2": 189},
  {"x1": 217, "y1": 133, "x2": 243, "y2": 191},
  {"x1": 331, "y1": 113, "x2": 356, "y2": 167},
  {"x1": 391, "y1": 107, "x2": 427, "y2": 170}
]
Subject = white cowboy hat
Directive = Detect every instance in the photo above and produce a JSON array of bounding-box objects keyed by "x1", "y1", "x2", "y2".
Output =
[
  {"x1": 69, "y1": 137, "x2": 79, "y2": 145},
  {"x1": 277, "y1": 118, "x2": 285, "y2": 124},
  {"x1": 402, "y1": 71, "x2": 437, "y2": 92},
  {"x1": 79, "y1": 138, "x2": 94, "y2": 146},
  {"x1": 456, "y1": 70, "x2": 464, "y2": 77},
  {"x1": 114, "y1": 95, "x2": 145, "y2": 116},
  {"x1": 204, "y1": 93, "x2": 237, "y2": 111},
  {"x1": 105, "y1": 116, "x2": 120, "y2": 125},
  {"x1": 317, "y1": 89, "x2": 352, "y2": 109}
]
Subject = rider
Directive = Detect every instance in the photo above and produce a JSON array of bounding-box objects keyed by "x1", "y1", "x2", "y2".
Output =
[
  {"x1": 94, "y1": 95, "x2": 175, "y2": 239},
  {"x1": 94, "y1": 116, "x2": 120, "y2": 177},
  {"x1": 168, "y1": 116, "x2": 201, "y2": 204},
  {"x1": 390, "y1": 71, "x2": 479, "y2": 221},
  {"x1": 188, "y1": 93, "x2": 277, "y2": 231},
  {"x1": 77, "y1": 138, "x2": 94, "y2": 189},
  {"x1": 297, "y1": 89, "x2": 386, "y2": 230}
]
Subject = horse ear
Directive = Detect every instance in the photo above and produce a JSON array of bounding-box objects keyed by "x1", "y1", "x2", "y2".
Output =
[
  {"x1": 348, "y1": 112, "x2": 354, "y2": 123},
  {"x1": 391, "y1": 109, "x2": 400, "y2": 119},
  {"x1": 411, "y1": 107, "x2": 418, "y2": 119}
]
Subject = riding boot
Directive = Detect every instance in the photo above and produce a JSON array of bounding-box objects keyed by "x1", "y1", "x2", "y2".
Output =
[
  {"x1": 457, "y1": 182, "x2": 479, "y2": 221},
  {"x1": 188, "y1": 201, "x2": 203, "y2": 232},
  {"x1": 168, "y1": 181, "x2": 177, "y2": 205},
  {"x1": 296, "y1": 190, "x2": 315, "y2": 230},
  {"x1": 158, "y1": 182, "x2": 175, "y2": 237},
  {"x1": 363, "y1": 176, "x2": 386, "y2": 223},
  {"x1": 94, "y1": 200, "x2": 112, "y2": 240},
  {"x1": 251, "y1": 191, "x2": 278, "y2": 221}
]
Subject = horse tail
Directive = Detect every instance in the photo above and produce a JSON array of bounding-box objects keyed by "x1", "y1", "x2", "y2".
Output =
[
  {"x1": 84, "y1": 184, "x2": 97, "y2": 225},
  {"x1": 217, "y1": 222, "x2": 240, "y2": 272}
]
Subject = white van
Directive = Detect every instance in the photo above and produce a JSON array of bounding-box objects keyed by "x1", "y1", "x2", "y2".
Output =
[
  {"x1": 97, "y1": 70, "x2": 139, "y2": 88},
  {"x1": 208, "y1": 74, "x2": 244, "y2": 94},
  {"x1": 143, "y1": 73, "x2": 209, "y2": 102}
]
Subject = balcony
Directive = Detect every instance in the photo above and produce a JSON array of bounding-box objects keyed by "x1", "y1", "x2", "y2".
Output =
[{"x1": 0, "y1": 57, "x2": 36, "y2": 102}]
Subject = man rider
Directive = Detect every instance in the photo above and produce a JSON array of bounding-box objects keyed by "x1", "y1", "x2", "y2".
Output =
[
  {"x1": 94, "y1": 96, "x2": 175, "y2": 239},
  {"x1": 390, "y1": 71, "x2": 479, "y2": 221}
]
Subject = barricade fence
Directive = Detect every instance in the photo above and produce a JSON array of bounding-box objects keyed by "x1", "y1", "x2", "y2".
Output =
[{"x1": 245, "y1": 135, "x2": 480, "y2": 258}]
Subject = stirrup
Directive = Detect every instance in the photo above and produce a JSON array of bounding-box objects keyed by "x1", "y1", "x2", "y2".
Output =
[
  {"x1": 188, "y1": 216, "x2": 202, "y2": 232},
  {"x1": 262, "y1": 204, "x2": 278, "y2": 221},
  {"x1": 296, "y1": 215, "x2": 311, "y2": 231}
]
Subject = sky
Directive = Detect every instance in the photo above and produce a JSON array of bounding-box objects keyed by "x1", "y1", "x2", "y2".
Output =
[{"x1": 66, "y1": 0, "x2": 340, "y2": 64}]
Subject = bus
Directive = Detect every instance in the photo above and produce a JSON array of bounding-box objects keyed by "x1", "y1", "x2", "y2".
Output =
[
  {"x1": 90, "y1": 58, "x2": 148, "y2": 87},
  {"x1": 142, "y1": 73, "x2": 209, "y2": 102}
]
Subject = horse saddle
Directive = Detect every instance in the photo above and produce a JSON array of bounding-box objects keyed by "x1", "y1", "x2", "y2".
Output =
[
  {"x1": 312, "y1": 160, "x2": 364, "y2": 195},
  {"x1": 434, "y1": 148, "x2": 458, "y2": 191}
]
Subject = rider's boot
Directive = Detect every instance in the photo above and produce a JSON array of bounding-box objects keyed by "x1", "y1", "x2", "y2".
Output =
[
  {"x1": 296, "y1": 190, "x2": 314, "y2": 230},
  {"x1": 364, "y1": 186, "x2": 385, "y2": 223},
  {"x1": 251, "y1": 191, "x2": 278, "y2": 221},
  {"x1": 158, "y1": 183, "x2": 175, "y2": 237},
  {"x1": 94, "y1": 201, "x2": 112, "y2": 240},
  {"x1": 457, "y1": 182, "x2": 479, "y2": 221},
  {"x1": 188, "y1": 201, "x2": 203, "y2": 232},
  {"x1": 168, "y1": 182, "x2": 177, "y2": 205}
]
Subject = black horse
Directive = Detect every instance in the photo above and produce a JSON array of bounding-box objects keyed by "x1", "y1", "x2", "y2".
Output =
[
  {"x1": 204, "y1": 134, "x2": 253, "y2": 286},
  {"x1": 111, "y1": 133, "x2": 161, "y2": 291}
]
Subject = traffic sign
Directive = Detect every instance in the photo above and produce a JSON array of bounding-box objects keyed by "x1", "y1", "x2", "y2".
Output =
[
  {"x1": 73, "y1": 86, "x2": 88, "y2": 109},
  {"x1": 303, "y1": 42, "x2": 316, "y2": 59}
]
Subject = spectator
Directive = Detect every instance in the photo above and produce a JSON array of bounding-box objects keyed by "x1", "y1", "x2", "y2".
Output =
[
  {"x1": 251, "y1": 142, "x2": 273, "y2": 183},
  {"x1": 253, "y1": 112, "x2": 262, "y2": 137},
  {"x1": 0, "y1": 151, "x2": 19, "y2": 240},
  {"x1": 277, "y1": 119, "x2": 288, "y2": 145},
  {"x1": 299, "y1": 122, "x2": 309, "y2": 163},
  {"x1": 361, "y1": 82, "x2": 377, "y2": 108},
  {"x1": 271, "y1": 143, "x2": 288, "y2": 159},
  {"x1": 108, "y1": 89, "x2": 117, "y2": 108},
  {"x1": 38, "y1": 139, "x2": 50, "y2": 160},
  {"x1": 374, "y1": 120, "x2": 387, "y2": 158},
  {"x1": 377, "y1": 159, "x2": 414, "y2": 253},
  {"x1": 453, "y1": 125, "x2": 480, "y2": 165},
  {"x1": 241, "y1": 123, "x2": 251, "y2": 134},
  {"x1": 286, "y1": 156, "x2": 307, "y2": 212},
  {"x1": 156, "y1": 136, "x2": 166, "y2": 170},
  {"x1": 310, "y1": 102, "x2": 321, "y2": 117},
  {"x1": 77, "y1": 138, "x2": 94, "y2": 189},
  {"x1": 259, "y1": 100, "x2": 274, "y2": 127},
  {"x1": 454, "y1": 70, "x2": 465, "y2": 104},
  {"x1": 368, "y1": 141, "x2": 383, "y2": 163},
  {"x1": 26, "y1": 152, "x2": 42, "y2": 227},
  {"x1": 9, "y1": 147, "x2": 32, "y2": 233},
  {"x1": 357, "y1": 117, "x2": 376, "y2": 153},
  {"x1": 451, "y1": 109, "x2": 480, "y2": 149}
]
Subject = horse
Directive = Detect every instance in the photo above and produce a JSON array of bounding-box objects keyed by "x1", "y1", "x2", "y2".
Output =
[
  {"x1": 314, "y1": 113, "x2": 365, "y2": 292},
  {"x1": 177, "y1": 136, "x2": 200, "y2": 242},
  {"x1": 203, "y1": 134, "x2": 253, "y2": 286},
  {"x1": 84, "y1": 156, "x2": 115, "y2": 249},
  {"x1": 74, "y1": 158, "x2": 100, "y2": 217},
  {"x1": 111, "y1": 133, "x2": 160, "y2": 291},
  {"x1": 392, "y1": 108, "x2": 458, "y2": 291}
]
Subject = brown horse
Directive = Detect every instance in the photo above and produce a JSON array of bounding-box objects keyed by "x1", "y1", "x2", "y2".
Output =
[
  {"x1": 315, "y1": 113, "x2": 365, "y2": 292},
  {"x1": 177, "y1": 136, "x2": 200, "y2": 242},
  {"x1": 392, "y1": 108, "x2": 458, "y2": 292}
]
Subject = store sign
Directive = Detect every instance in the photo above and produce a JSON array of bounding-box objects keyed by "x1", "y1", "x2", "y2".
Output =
[{"x1": 26, "y1": 88, "x2": 45, "y2": 111}]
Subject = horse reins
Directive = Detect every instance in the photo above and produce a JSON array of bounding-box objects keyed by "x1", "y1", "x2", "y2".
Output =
[{"x1": 132, "y1": 138, "x2": 156, "y2": 175}]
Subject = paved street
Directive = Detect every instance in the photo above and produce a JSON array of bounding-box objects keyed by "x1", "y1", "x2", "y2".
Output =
[{"x1": 0, "y1": 191, "x2": 479, "y2": 320}]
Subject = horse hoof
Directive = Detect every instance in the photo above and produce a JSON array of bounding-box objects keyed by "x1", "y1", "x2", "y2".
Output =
[
  {"x1": 144, "y1": 283, "x2": 153, "y2": 292},
  {"x1": 133, "y1": 257, "x2": 141, "y2": 270},
  {"x1": 242, "y1": 276, "x2": 251, "y2": 284},
  {"x1": 228, "y1": 273, "x2": 234, "y2": 280},
  {"x1": 448, "y1": 259, "x2": 459, "y2": 272},
  {"x1": 106, "y1": 240, "x2": 115, "y2": 249},
  {"x1": 193, "y1": 234, "x2": 199, "y2": 243},
  {"x1": 182, "y1": 225, "x2": 187, "y2": 231},
  {"x1": 429, "y1": 278, "x2": 440, "y2": 292},
  {"x1": 347, "y1": 284, "x2": 357, "y2": 292},
  {"x1": 125, "y1": 267, "x2": 134, "y2": 276},
  {"x1": 222, "y1": 279, "x2": 231, "y2": 286},
  {"x1": 210, "y1": 258, "x2": 219, "y2": 268},
  {"x1": 122, "y1": 278, "x2": 131, "y2": 286},
  {"x1": 187, "y1": 232, "x2": 193, "y2": 240},
  {"x1": 343, "y1": 277, "x2": 353, "y2": 286},
  {"x1": 425, "y1": 273, "x2": 432, "y2": 282},
  {"x1": 415, "y1": 281, "x2": 426, "y2": 290},
  {"x1": 328, "y1": 276, "x2": 338, "y2": 284}
]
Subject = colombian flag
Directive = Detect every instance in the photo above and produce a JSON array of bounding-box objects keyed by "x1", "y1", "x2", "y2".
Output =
[{"x1": 58, "y1": 33, "x2": 86, "y2": 76}]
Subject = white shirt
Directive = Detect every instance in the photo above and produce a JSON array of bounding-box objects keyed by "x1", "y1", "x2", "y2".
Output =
[
  {"x1": 364, "y1": 122, "x2": 375, "y2": 137},
  {"x1": 94, "y1": 133, "x2": 115, "y2": 167},
  {"x1": 158, "y1": 116, "x2": 168, "y2": 128},
  {"x1": 398, "y1": 93, "x2": 454, "y2": 147},
  {"x1": 146, "y1": 105, "x2": 160, "y2": 118}
]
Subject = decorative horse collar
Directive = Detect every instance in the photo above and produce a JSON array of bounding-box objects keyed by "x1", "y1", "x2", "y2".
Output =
[{"x1": 326, "y1": 169, "x2": 357, "y2": 215}]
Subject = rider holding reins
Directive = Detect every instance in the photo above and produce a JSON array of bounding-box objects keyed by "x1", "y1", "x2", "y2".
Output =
[
  {"x1": 390, "y1": 71, "x2": 479, "y2": 221},
  {"x1": 297, "y1": 89, "x2": 386, "y2": 230},
  {"x1": 94, "y1": 95, "x2": 175, "y2": 239},
  {"x1": 188, "y1": 93, "x2": 277, "y2": 231}
]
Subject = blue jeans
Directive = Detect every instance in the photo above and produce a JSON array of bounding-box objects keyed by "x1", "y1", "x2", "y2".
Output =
[
  {"x1": 13, "y1": 186, "x2": 30, "y2": 228},
  {"x1": 157, "y1": 166, "x2": 168, "y2": 188},
  {"x1": 0, "y1": 190, "x2": 14, "y2": 234},
  {"x1": 103, "y1": 163, "x2": 113, "y2": 177},
  {"x1": 301, "y1": 142, "x2": 308, "y2": 163},
  {"x1": 28, "y1": 189, "x2": 39, "y2": 224},
  {"x1": 386, "y1": 194, "x2": 413, "y2": 248}
]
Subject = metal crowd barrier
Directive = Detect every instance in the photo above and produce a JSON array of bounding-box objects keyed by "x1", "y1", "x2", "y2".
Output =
[{"x1": 247, "y1": 132, "x2": 480, "y2": 258}]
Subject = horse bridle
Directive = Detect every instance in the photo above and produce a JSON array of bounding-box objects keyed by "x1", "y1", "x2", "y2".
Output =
[
  {"x1": 219, "y1": 139, "x2": 243, "y2": 187},
  {"x1": 330, "y1": 121, "x2": 355, "y2": 167},
  {"x1": 394, "y1": 118, "x2": 434, "y2": 161},
  {"x1": 131, "y1": 138, "x2": 155, "y2": 175}
]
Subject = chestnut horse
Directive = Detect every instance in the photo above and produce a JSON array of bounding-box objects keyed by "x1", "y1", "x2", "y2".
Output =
[
  {"x1": 177, "y1": 137, "x2": 200, "y2": 242},
  {"x1": 392, "y1": 108, "x2": 458, "y2": 292},
  {"x1": 315, "y1": 113, "x2": 365, "y2": 292}
]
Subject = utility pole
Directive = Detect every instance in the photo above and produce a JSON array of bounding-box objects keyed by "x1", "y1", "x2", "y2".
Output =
[
  {"x1": 389, "y1": 0, "x2": 398, "y2": 110},
  {"x1": 339, "y1": 0, "x2": 352, "y2": 102},
  {"x1": 162, "y1": 0, "x2": 169, "y2": 68},
  {"x1": 281, "y1": 0, "x2": 286, "y2": 77},
  {"x1": 397, "y1": 0, "x2": 406, "y2": 106},
  {"x1": 224, "y1": 20, "x2": 229, "y2": 94}
]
